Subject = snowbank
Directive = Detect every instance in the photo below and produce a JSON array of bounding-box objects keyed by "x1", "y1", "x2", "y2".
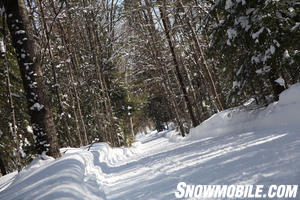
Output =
[
  {"x1": 0, "y1": 143, "x2": 140, "y2": 200},
  {"x1": 188, "y1": 83, "x2": 300, "y2": 140}
]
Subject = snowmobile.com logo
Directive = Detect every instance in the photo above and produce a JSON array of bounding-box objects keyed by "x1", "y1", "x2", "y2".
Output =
[{"x1": 175, "y1": 182, "x2": 298, "y2": 199}]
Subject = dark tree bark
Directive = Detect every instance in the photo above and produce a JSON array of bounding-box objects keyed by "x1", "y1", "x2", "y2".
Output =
[
  {"x1": 268, "y1": 70, "x2": 285, "y2": 101},
  {"x1": 159, "y1": 1, "x2": 198, "y2": 128},
  {"x1": 142, "y1": 0, "x2": 186, "y2": 135},
  {"x1": 178, "y1": 1, "x2": 224, "y2": 112},
  {"x1": 3, "y1": 0, "x2": 60, "y2": 158},
  {"x1": 0, "y1": 157, "x2": 6, "y2": 176}
]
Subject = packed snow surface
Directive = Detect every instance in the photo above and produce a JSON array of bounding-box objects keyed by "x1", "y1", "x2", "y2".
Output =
[{"x1": 0, "y1": 84, "x2": 300, "y2": 199}]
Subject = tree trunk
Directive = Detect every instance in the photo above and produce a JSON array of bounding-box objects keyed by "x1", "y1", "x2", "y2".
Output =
[
  {"x1": 0, "y1": 157, "x2": 6, "y2": 176},
  {"x1": 178, "y1": 1, "x2": 224, "y2": 112},
  {"x1": 51, "y1": 6, "x2": 88, "y2": 147},
  {"x1": 82, "y1": 8, "x2": 120, "y2": 146},
  {"x1": 129, "y1": 116, "x2": 135, "y2": 142},
  {"x1": 143, "y1": 0, "x2": 186, "y2": 135},
  {"x1": 3, "y1": 0, "x2": 60, "y2": 158},
  {"x1": 38, "y1": 1, "x2": 73, "y2": 147},
  {"x1": 159, "y1": 1, "x2": 198, "y2": 127},
  {"x1": 69, "y1": 87, "x2": 83, "y2": 147},
  {"x1": 268, "y1": 69, "x2": 285, "y2": 101}
]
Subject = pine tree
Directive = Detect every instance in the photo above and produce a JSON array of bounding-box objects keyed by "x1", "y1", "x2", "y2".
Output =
[{"x1": 208, "y1": 0, "x2": 299, "y2": 105}]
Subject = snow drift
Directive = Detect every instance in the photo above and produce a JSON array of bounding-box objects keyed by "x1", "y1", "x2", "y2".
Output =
[
  {"x1": 0, "y1": 143, "x2": 140, "y2": 200},
  {"x1": 188, "y1": 83, "x2": 300, "y2": 140}
]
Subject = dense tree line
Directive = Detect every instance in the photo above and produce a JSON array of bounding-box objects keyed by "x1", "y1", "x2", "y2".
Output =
[{"x1": 0, "y1": 0, "x2": 298, "y2": 175}]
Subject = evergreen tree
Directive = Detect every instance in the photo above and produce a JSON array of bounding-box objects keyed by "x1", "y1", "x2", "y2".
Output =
[{"x1": 209, "y1": 0, "x2": 299, "y2": 105}]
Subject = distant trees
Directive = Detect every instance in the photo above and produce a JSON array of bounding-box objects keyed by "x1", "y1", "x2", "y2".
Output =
[
  {"x1": 38, "y1": 0, "x2": 127, "y2": 147},
  {"x1": 123, "y1": 0, "x2": 299, "y2": 135},
  {"x1": 145, "y1": 92, "x2": 172, "y2": 132},
  {"x1": 123, "y1": 0, "x2": 226, "y2": 136}
]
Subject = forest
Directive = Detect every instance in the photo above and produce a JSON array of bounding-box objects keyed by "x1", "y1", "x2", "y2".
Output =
[{"x1": 0, "y1": 0, "x2": 299, "y2": 176}]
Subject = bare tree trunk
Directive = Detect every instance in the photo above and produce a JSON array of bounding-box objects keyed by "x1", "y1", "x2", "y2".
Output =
[
  {"x1": 0, "y1": 156, "x2": 6, "y2": 176},
  {"x1": 3, "y1": 0, "x2": 60, "y2": 158},
  {"x1": 64, "y1": 8, "x2": 89, "y2": 147},
  {"x1": 159, "y1": 1, "x2": 198, "y2": 127},
  {"x1": 129, "y1": 116, "x2": 135, "y2": 141},
  {"x1": 38, "y1": 1, "x2": 73, "y2": 147},
  {"x1": 124, "y1": 64, "x2": 136, "y2": 142},
  {"x1": 143, "y1": 0, "x2": 186, "y2": 135},
  {"x1": 82, "y1": 6, "x2": 120, "y2": 146},
  {"x1": 178, "y1": 1, "x2": 224, "y2": 111},
  {"x1": 69, "y1": 86, "x2": 83, "y2": 147},
  {"x1": 49, "y1": 0, "x2": 89, "y2": 147}
]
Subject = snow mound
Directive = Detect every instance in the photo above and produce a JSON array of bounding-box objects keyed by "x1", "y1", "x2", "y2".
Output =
[
  {"x1": 0, "y1": 143, "x2": 140, "y2": 200},
  {"x1": 278, "y1": 83, "x2": 300, "y2": 106},
  {"x1": 188, "y1": 83, "x2": 300, "y2": 140},
  {"x1": 165, "y1": 130, "x2": 185, "y2": 142}
]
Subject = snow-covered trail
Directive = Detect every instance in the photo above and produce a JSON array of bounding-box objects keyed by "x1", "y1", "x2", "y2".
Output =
[
  {"x1": 0, "y1": 128, "x2": 299, "y2": 200},
  {"x1": 98, "y1": 129, "x2": 300, "y2": 200}
]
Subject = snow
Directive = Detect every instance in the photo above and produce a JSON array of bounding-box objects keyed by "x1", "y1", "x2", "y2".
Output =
[
  {"x1": 0, "y1": 7, "x2": 5, "y2": 17},
  {"x1": 19, "y1": 149, "x2": 26, "y2": 158},
  {"x1": 232, "y1": 81, "x2": 240, "y2": 89},
  {"x1": 0, "y1": 172, "x2": 17, "y2": 192},
  {"x1": 291, "y1": 22, "x2": 300, "y2": 32},
  {"x1": 277, "y1": 83, "x2": 300, "y2": 106},
  {"x1": 225, "y1": 0, "x2": 234, "y2": 10},
  {"x1": 261, "y1": 45, "x2": 276, "y2": 63},
  {"x1": 26, "y1": 126, "x2": 33, "y2": 134},
  {"x1": 273, "y1": 39, "x2": 280, "y2": 47},
  {"x1": 12, "y1": 93, "x2": 21, "y2": 98},
  {"x1": 275, "y1": 77, "x2": 285, "y2": 87},
  {"x1": 30, "y1": 103, "x2": 44, "y2": 111},
  {"x1": 266, "y1": 45, "x2": 275, "y2": 55},
  {"x1": 288, "y1": 7, "x2": 295, "y2": 13},
  {"x1": 0, "y1": 40, "x2": 5, "y2": 53},
  {"x1": 251, "y1": 54, "x2": 261, "y2": 64},
  {"x1": 1, "y1": 84, "x2": 300, "y2": 199},
  {"x1": 15, "y1": 30, "x2": 25, "y2": 35},
  {"x1": 235, "y1": 16, "x2": 251, "y2": 31},
  {"x1": 29, "y1": 82, "x2": 38, "y2": 89},
  {"x1": 252, "y1": 27, "x2": 264, "y2": 39},
  {"x1": 188, "y1": 83, "x2": 300, "y2": 140},
  {"x1": 227, "y1": 28, "x2": 237, "y2": 39},
  {"x1": 57, "y1": 45, "x2": 63, "y2": 50},
  {"x1": 246, "y1": 8, "x2": 255, "y2": 15},
  {"x1": 226, "y1": 28, "x2": 237, "y2": 45},
  {"x1": 284, "y1": 49, "x2": 290, "y2": 58},
  {"x1": 255, "y1": 66, "x2": 271, "y2": 74}
]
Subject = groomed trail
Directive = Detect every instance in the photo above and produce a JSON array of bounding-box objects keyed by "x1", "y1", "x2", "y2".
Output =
[
  {"x1": 103, "y1": 130, "x2": 300, "y2": 200},
  {"x1": 0, "y1": 84, "x2": 300, "y2": 200}
]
